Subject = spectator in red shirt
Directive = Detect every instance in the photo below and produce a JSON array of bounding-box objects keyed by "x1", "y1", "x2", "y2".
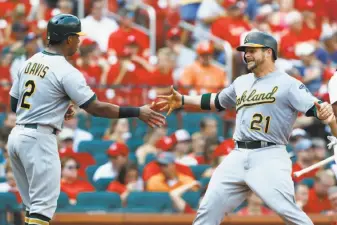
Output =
[
  {"x1": 303, "y1": 170, "x2": 335, "y2": 213},
  {"x1": 326, "y1": 186, "x2": 337, "y2": 216},
  {"x1": 211, "y1": 2, "x2": 251, "y2": 49},
  {"x1": 292, "y1": 139, "x2": 319, "y2": 183},
  {"x1": 107, "y1": 162, "x2": 144, "y2": 206},
  {"x1": 295, "y1": 184, "x2": 309, "y2": 210},
  {"x1": 237, "y1": 192, "x2": 273, "y2": 216},
  {"x1": 58, "y1": 128, "x2": 75, "y2": 157},
  {"x1": 107, "y1": 8, "x2": 149, "y2": 57},
  {"x1": 60, "y1": 157, "x2": 95, "y2": 204}
]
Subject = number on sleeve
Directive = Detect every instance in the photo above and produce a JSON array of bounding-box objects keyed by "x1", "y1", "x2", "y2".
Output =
[{"x1": 20, "y1": 80, "x2": 36, "y2": 109}]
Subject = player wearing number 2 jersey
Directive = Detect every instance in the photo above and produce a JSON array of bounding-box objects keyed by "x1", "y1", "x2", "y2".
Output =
[
  {"x1": 8, "y1": 14, "x2": 165, "y2": 225},
  {"x1": 156, "y1": 31, "x2": 337, "y2": 225}
]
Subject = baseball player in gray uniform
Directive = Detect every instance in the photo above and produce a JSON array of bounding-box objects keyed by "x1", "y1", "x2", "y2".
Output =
[
  {"x1": 8, "y1": 14, "x2": 165, "y2": 225},
  {"x1": 156, "y1": 31, "x2": 336, "y2": 225}
]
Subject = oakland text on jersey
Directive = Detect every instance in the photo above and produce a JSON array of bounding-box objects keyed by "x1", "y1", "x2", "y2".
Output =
[
  {"x1": 236, "y1": 86, "x2": 278, "y2": 111},
  {"x1": 24, "y1": 62, "x2": 49, "y2": 78}
]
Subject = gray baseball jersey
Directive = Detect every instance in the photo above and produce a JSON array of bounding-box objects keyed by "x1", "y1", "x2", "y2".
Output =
[
  {"x1": 8, "y1": 50, "x2": 95, "y2": 220},
  {"x1": 218, "y1": 70, "x2": 315, "y2": 144},
  {"x1": 10, "y1": 50, "x2": 95, "y2": 130}
]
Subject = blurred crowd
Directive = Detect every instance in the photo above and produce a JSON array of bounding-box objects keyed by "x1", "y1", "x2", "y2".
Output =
[{"x1": 1, "y1": 0, "x2": 337, "y2": 220}]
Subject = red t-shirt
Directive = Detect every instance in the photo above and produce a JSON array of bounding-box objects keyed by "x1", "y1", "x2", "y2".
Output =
[
  {"x1": 108, "y1": 28, "x2": 149, "y2": 56},
  {"x1": 303, "y1": 188, "x2": 331, "y2": 213},
  {"x1": 292, "y1": 162, "x2": 319, "y2": 183},
  {"x1": 61, "y1": 179, "x2": 95, "y2": 200},
  {"x1": 211, "y1": 16, "x2": 251, "y2": 48},
  {"x1": 76, "y1": 62, "x2": 103, "y2": 86},
  {"x1": 142, "y1": 161, "x2": 194, "y2": 181},
  {"x1": 107, "y1": 181, "x2": 127, "y2": 195},
  {"x1": 184, "y1": 204, "x2": 196, "y2": 214},
  {"x1": 146, "y1": 68, "x2": 174, "y2": 87}
]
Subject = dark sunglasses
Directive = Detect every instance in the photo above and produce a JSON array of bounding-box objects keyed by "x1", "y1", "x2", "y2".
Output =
[{"x1": 65, "y1": 165, "x2": 80, "y2": 170}]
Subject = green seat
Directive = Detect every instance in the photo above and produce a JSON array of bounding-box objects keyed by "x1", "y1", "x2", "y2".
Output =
[
  {"x1": 127, "y1": 138, "x2": 144, "y2": 152},
  {"x1": 182, "y1": 191, "x2": 201, "y2": 209},
  {"x1": 301, "y1": 178, "x2": 315, "y2": 188},
  {"x1": 71, "y1": 192, "x2": 121, "y2": 212},
  {"x1": 190, "y1": 165, "x2": 211, "y2": 180},
  {"x1": 166, "y1": 112, "x2": 178, "y2": 131},
  {"x1": 93, "y1": 178, "x2": 114, "y2": 191},
  {"x1": 0, "y1": 113, "x2": 5, "y2": 127},
  {"x1": 78, "y1": 140, "x2": 113, "y2": 155},
  {"x1": 182, "y1": 112, "x2": 224, "y2": 136},
  {"x1": 94, "y1": 153, "x2": 109, "y2": 166},
  {"x1": 0, "y1": 192, "x2": 21, "y2": 225},
  {"x1": 0, "y1": 177, "x2": 6, "y2": 183},
  {"x1": 77, "y1": 113, "x2": 89, "y2": 130},
  {"x1": 90, "y1": 116, "x2": 111, "y2": 128},
  {"x1": 56, "y1": 192, "x2": 70, "y2": 212},
  {"x1": 126, "y1": 192, "x2": 172, "y2": 213},
  {"x1": 86, "y1": 165, "x2": 100, "y2": 185},
  {"x1": 128, "y1": 152, "x2": 138, "y2": 165},
  {"x1": 144, "y1": 153, "x2": 156, "y2": 165},
  {"x1": 89, "y1": 127, "x2": 106, "y2": 139}
]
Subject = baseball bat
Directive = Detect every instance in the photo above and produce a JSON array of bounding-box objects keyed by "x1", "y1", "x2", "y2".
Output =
[{"x1": 293, "y1": 156, "x2": 334, "y2": 178}]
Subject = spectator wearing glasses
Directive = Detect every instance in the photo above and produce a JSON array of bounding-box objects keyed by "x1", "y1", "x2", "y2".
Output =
[{"x1": 60, "y1": 157, "x2": 94, "y2": 204}]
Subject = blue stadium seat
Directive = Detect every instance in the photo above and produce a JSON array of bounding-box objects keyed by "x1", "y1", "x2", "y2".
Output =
[
  {"x1": 0, "y1": 192, "x2": 21, "y2": 224},
  {"x1": 128, "y1": 152, "x2": 138, "y2": 165},
  {"x1": 93, "y1": 178, "x2": 114, "y2": 191},
  {"x1": 94, "y1": 153, "x2": 109, "y2": 165},
  {"x1": 199, "y1": 177, "x2": 210, "y2": 189},
  {"x1": 89, "y1": 127, "x2": 106, "y2": 139},
  {"x1": 127, "y1": 137, "x2": 144, "y2": 152},
  {"x1": 0, "y1": 177, "x2": 6, "y2": 183},
  {"x1": 90, "y1": 116, "x2": 111, "y2": 129},
  {"x1": 190, "y1": 165, "x2": 211, "y2": 180},
  {"x1": 0, "y1": 113, "x2": 5, "y2": 127},
  {"x1": 182, "y1": 191, "x2": 201, "y2": 209},
  {"x1": 126, "y1": 192, "x2": 173, "y2": 213},
  {"x1": 77, "y1": 113, "x2": 89, "y2": 131},
  {"x1": 301, "y1": 178, "x2": 315, "y2": 188},
  {"x1": 86, "y1": 165, "x2": 100, "y2": 185},
  {"x1": 78, "y1": 140, "x2": 113, "y2": 155},
  {"x1": 56, "y1": 192, "x2": 70, "y2": 212},
  {"x1": 165, "y1": 112, "x2": 178, "y2": 131},
  {"x1": 144, "y1": 153, "x2": 156, "y2": 165},
  {"x1": 133, "y1": 120, "x2": 148, "y2": 137},
  {"x1": 71, "y1": 192, "x2": 121, "y2": 212}
]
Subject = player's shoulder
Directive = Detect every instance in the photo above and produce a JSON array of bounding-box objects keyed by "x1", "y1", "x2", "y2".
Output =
[{"x1": 233, "y1": 72, "x2": 254, "y2": 83}]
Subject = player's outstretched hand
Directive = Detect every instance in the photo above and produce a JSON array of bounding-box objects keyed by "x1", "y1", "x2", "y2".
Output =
[
  {"x1": 64, "y1": 104, "x2": 75, "y2": 121},
  {"x1": 139, "y1": 104, "x2": 166, "y2": 128},
  {"x1": 327, "y1": 136, "x2": 337, "y2": 150},
  {"x1": 315, "y1": 102, "x2": 335, "y2": 123},
  {"x1": 156, "y1": 86, "x2": 182, "y2": 116}
]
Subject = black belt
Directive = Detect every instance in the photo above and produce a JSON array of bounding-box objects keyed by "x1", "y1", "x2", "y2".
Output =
[
  {"x1": 237, "y1": 141, "x2": 276, "y2": 149},
  {"x1": 19, "y1": 124, "x2": 57, "y2": 135}
]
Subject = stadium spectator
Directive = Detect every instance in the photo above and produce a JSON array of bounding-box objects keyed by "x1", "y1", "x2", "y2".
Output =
[
  {"x1": 60, "y1": 157, "x2": 94, "y2": 204},
  {"x1": 3, "y1": 112, "x2": 16, "y2": 130},
  {"x1": 315, "y1": 31, "x2": 337, "y2": 67},
  {"x1": 311, "y1": 138, "x2": 328, "y2": 164},
  {"x1": 164, "y1": 27, "x2": 197, "y2": 82},
  {"x1": 172, "y1": 129, "x2": 196, "y2": 166},
  {"x1": 211, "y1": 1, "x2": 251, "y2": 49},
  {"x1": 303, "y1": 170, "x2": 335, "y2": 213},
  {"x1": 146, "y1": 152, "x2": 199, "y2": 192},
  {"x1": 292, "y1": 139, "x2": 318, "y2": 183},
  {"x1": 57, "y1": 128, "x2": 75, "y2": 156},
  {"x1": 326, "y1": 186, "x2": 337, "y2": 216},
  {"x1": 295, "y1": 184, "x2": 310, "y2": 210},
  {"x1": 107, "y1": 162, "x2": 143, "y2": 206},
  {"x1": 179, "y1": 40, "x2": 227, "y2": 93},
  {"x1": 63, "y1": 116, "x2": 93, "y2": 152},
  {"x1": 107, "y1": 8, "x2": 149, "y2": 57},
  {"x1": 237, "y1": 192, "x2": 273, "y2": 215},
  {"x1": 292, "y1": 42, "x2": 323, "y2": 94},
  {"x1": 103, "y1": 118, "x2": 130, "y2": 142},
  {"x1": 199, "y1": 117, "x2": 223, "y2": 142},
  {"x1": 189, "y1": 132, "x2": 205, "y2": 164},
  {"x1": 136, "y1": 127, "x2": 167, "y2": 165},
  {"x1": 93, "y1": 142, "x2": 129, "y2": 182},
  {"x1": 81, "y1": 0, "x2": 119, "y2": 52}
]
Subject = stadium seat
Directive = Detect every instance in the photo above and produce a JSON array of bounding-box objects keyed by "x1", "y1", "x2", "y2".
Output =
[
  {"x1": 0, "y1": 113, "x2": 5, "y2": 127},
  {"x1": 71, "y1": 192, "x2": 121, "y2": 212},
  {"x1": 144, "y1": 153, "x2": 156, "y2": 165},
  {"x1": 126, "y1": 192, "x2": 173, "y2": 213},
  {"x1": 0, "y1": 192, "x2": 21, "y2": 224},
  {"x1": 77, "y1": 113, "x2": 89, "y2": 131},
  {"x1": 94, "y1": 153, "x2": 109, "y2": 166},
  {"x1": 93, "y1": 178, "x2": 114, "y2": 191},
  {"x1": 190, "y1": 165, "x2": 211, "y2": 180},
  {"x1": 86, "y1": 165, "x2": 100, "y2": 185},
  {"x1": 89, "y1": 127, "x2": 106, "y2": 139},
  {"x1": 90, "y1": 116, "x2": 111, "y2": 129},
  {"x1": 165, "y1": 112, "x2": 178, "y2": 131},
  {"x1": 127, "y1": 137, "x2": 144, "y2": 152},
  {"x1": 78, "y1": 140, "x2": 113, "y2": 155},
  {"x1": 0, "y1": 177, "x2": 6, "y2": 183},
  {"x1": 199, "y1": 177, "x2": 210, "y2": 189},
  {"x1": 301, "y1": 178, "x2": 315, "y2": 188},
  {"x1": 182, "y1": 191, "x2": 201, "y2": 209},
  {"x1": 56, "y1": 192, "x2": 70, "y2": 212}
]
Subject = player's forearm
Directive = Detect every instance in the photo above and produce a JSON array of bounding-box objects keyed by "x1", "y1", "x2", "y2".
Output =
[
  {"x1": 328, "y1": 120, "x2": 337, "y2": 137},
  {"x1": 85, "y1": 100, "x2": 139, "y2": 119},
  {"x1": 184, "y1": 94, "x2": 218, "y2": 111}
]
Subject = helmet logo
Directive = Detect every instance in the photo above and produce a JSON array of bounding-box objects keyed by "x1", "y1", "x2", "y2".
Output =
[{"x1": 244, "y1": 35, "x2": 249, "y2": 44}]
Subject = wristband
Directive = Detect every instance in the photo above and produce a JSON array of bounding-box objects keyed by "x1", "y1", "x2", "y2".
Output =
[
  {"x1": 201, "y1": 93, "x2": 212, "y2": 110},
  {"x1": 119, "y1": 107, "x2": 140, "y2": 118},
  {"x1": 182, "y1": 95, "x2": 184, "y2": 106}
]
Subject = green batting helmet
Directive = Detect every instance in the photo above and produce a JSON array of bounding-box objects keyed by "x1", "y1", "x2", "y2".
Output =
[
  {"x1": 236, "y1": 31, "x2": 278, "y2": 60},
  {"x1": 47, "y1": 14, "x2": 85, "y2": 42}
]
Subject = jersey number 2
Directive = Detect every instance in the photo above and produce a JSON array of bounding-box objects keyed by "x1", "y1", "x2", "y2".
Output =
[
  {"x1": 20, "y1": 80, "x2": 36, "y2": 109},
  {"x1": 250, "y1": 113, "x2": 271, "y2": 133}
]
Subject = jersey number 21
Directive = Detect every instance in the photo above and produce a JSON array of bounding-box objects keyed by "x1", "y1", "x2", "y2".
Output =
[
  {"x1": 250, "y1": 113, "x2": 271, "y2": 133},
  {"x1": 20, "y1": 80, "x2": 36, "y2": 110}
]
